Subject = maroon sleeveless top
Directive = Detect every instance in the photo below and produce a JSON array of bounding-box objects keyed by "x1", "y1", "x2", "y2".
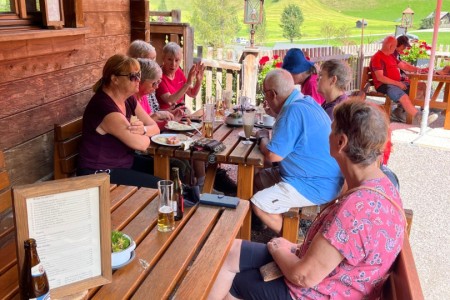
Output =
[{"x1": 78, "y1": 90, "x2": 137, "y2": 170}]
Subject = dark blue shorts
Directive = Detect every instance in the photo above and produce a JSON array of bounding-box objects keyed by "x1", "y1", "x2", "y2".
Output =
[
  {"x1": 229, "y1": 240, "x2": 291, "y2": 299},
  {"x1": 377, "y1": 82, "x2": 410, "y2": 103}
]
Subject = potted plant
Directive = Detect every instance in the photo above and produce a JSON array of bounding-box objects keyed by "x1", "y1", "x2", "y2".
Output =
[
  {"x1": 111, "y1": 231, "x2": 136, "y2": 267},
  {"x1": 400, "y1": 40, "x2": 432, "y2": 66}
]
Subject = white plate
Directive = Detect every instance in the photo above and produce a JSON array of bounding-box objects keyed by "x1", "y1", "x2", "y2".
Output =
[
  {"x1": 254, "y1": 121, "x2": 273, "y2": 129},
  {"x1": 112, "y1": 251, "x2": 136, "y2": 270},
  {"x1": 238, "y1": 131, "x2": 258, "y2": 140},
  {"x1": 151, "y1": 134, "x2": 192, "y2": 147},
  {"x1": 165, "y1": 121, "x2": 202, "y2": 132}
]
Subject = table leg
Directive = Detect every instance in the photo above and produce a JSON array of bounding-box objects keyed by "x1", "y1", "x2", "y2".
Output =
[
  {"x1": 237, "y1": 164, "x2": 254, "y2": 240},
  {"x1": 444, "y1": 83, "x2": 450, "y2": 130},
  {"x1": 407, "y1": 77, "x2": 419, "y2": 124},
  {"x1": 154, "y1": 155, "x2": 170, "y2": 179},
  {"x1": 203, "y1": 164, "x2": 217, "y2": 193}
]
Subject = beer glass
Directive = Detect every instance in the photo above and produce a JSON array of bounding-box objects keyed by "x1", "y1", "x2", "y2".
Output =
[
  {"x1": 157, "y1": 180, "x2": 175, "y2": 232},
  {"x1": 204, "y1": 103, "x2": 215, "y2": 138},
  {"x1": 242, "y1": 110, "x2": 256, "y2": 145}
]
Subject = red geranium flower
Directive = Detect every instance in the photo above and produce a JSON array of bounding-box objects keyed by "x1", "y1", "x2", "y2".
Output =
[
  {"x1": 259, "y1": 56, "x2": 270, "y2": 66},
  {"x1": 273, "y1": 54, "x2": 279, "y2": 60},
  {"x1": 275, "y1": 62, "x2": 282, "y2": 68}
]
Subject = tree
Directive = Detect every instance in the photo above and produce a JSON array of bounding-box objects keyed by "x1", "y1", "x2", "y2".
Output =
[
  {"x1": 320, "y1": 22, "x2": 336, "y2": 44},
  {"x1": 158, "y1": 0, "x2": 167, "y2": 11},
  {"x1": 280, "y1": 4, "x2": 304, "y2": 43},
  {"x1": 190, "y1": 0, "x2": 241, "y2": 48}
]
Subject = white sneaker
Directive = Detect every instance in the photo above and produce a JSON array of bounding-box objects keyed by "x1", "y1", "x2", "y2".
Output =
[{"x1": 415, "y1": 112, "x2": 439, "y2": 126}]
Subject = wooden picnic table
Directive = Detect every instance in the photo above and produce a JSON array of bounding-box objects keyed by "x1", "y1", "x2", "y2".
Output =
[
  {"x1": 147, "y1": 117, "x2": 268, "y2": 240},
  {"x1": 406, "y1": 73, "x2": 450, "y2": 129},
  {"x1": 0, "y1": 184, "x2": 249, "y2": 299}
]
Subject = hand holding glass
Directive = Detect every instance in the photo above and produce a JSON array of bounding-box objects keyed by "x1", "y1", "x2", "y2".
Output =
[{"x1": 242, "y1": 110, "x2": 256, "y2": 145}]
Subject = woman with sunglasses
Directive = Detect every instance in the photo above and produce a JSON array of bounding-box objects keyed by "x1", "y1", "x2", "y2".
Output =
[{"x1": 77, "y1": 54, "x2": 161, "y2": 188}]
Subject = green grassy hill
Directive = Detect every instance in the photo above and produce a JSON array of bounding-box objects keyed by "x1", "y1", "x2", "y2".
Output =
[{"x1": 150, "y1": 0, "x2": 449, "y2": 45}]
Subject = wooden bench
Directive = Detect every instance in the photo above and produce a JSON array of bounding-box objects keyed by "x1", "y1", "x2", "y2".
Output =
[
  {"x1": 54, "y1": 117, "x2": 83, "y2": 179},
  {"x1": 361, "y1": 66, "x2": 392, "y2": 115},
  {"x1": 0, "y1": 151, "x2": 18, "y2": 299},
  {"x1": 382, "y1": 234, "x2": 424, "y2": 300},
  {"x1": 0, "y1": 165, "x2": 250, "y2": 299}
]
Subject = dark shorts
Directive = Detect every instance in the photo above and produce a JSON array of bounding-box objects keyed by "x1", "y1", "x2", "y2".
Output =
[
  {"x1": 377, "y1": 82, "x2": 410, "y2": 103},
  {"x1": 229, "y1": 240, "x2": 291, "y2": 300}
]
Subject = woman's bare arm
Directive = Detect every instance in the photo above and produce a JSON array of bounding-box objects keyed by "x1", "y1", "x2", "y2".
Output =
[{"x1": 269, "y1": 234, "x2": 344, "y2": 288}]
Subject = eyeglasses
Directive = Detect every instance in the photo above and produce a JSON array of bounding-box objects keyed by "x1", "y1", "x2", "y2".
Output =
[
  {"x1": 116, "y1": 71, "x2": 141, "y2": 82},
  {"x1": 262, "y1": 89, "x2": 276, "y2": 97},
  {"x1": 152, "y1": 79, "x2": 162, "y2": 88}
]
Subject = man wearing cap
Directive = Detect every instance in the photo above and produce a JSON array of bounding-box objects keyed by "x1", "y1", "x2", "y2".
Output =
[
  {"x1": 282, "y1": 48, "x2": 325, "y2": 105},
  {"x1": 252, "y1": 69, "x2": 343, "y2": 234},
  {"x1": 370, "y1": 36, "x2": 437, "y2": 125}
]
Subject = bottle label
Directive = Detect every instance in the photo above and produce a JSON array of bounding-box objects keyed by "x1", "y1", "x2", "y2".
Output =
[
  {"x1": 172, "y1": 200, "x2": 177, "y2": 213},
  {"x1": 31, "y1": 263, "x2": 45, "y2": 277},
  {"x1": 30, "y1": 291, "x2": 51, "y2": 300}
]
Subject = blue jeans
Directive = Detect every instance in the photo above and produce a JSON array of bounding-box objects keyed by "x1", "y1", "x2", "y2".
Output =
[{"x1": 377, "y1": 82, "x2": 410, "y2": 103}]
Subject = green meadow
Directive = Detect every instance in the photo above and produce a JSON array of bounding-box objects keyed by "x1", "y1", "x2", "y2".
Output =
[{"x1": 151, "y1": 0, "x2": 450, "y2": 46}]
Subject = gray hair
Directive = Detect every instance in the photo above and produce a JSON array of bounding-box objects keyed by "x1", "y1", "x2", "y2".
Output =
[
  {"x1": 320, "y1": 59, "x2": 352, "y2": 91},
  {"x1": 137, "y1": 58, "x2": 162, "y2": 81},
  {"x1": 264, "y1": 69, "x2": 295, "y2": 98},
  {"x1": 128, "y1": 40, "x2": 156, "y2": 59},
  {"x1": 162, "y1": 42, "x2": 182, "y2": 57}
]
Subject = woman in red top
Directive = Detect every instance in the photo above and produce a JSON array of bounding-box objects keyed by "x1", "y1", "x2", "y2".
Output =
[{"x1": 156, "y1": 42, "x2": 205, "y2": 110}]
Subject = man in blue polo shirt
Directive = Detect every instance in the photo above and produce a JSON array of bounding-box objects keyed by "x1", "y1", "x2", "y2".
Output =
[{"x1": 252, "y1": 68, "x2": 343, "y2": 234}]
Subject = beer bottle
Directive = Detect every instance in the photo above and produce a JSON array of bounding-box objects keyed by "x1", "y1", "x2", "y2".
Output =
[
  {"x1": 171, "y1": 167, "x2": 184, "y2": 221},
  {"x1": 21, "y1": 238, "x2": 51, "y2": 300}
]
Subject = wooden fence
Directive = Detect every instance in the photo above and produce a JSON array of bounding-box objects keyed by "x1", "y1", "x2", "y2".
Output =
[{"x1": 183, "y1": 44, "x2": 450, "y2": 112}]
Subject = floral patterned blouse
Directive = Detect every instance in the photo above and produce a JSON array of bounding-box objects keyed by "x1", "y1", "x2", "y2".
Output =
[{"x1": 286, "y1": 177, "x2": 405, "y2": 299}]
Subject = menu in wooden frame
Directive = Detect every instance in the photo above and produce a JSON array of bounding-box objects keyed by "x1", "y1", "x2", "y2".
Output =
[{"x1": 13, "y1": 174, "x2": 112, "y2": 298}]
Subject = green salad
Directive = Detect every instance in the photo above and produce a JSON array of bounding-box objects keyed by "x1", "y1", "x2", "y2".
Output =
[{"x1": 111, "y1": 230, "x2": 131, "y2": 252}]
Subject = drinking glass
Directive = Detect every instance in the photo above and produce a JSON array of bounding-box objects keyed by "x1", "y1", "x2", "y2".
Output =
[
  {"x1": 204, "y1": 103, "x2": 215, "y2": 138},
  {"x1": 157, "y1": 180, "x2": 175, "y2": 232},
  {"x1": 242, "y1": 110, "x2": 256, "y2": 145},
  {"x1": 222, "y1": 90, "x2": 233, "y2": 115}
]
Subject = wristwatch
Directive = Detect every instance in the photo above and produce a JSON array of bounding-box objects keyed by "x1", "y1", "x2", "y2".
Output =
[{"x1": 142, "y1": 126, "x2": 147, "y2": 135}]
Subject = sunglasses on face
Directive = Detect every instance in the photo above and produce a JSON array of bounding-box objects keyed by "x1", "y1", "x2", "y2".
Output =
[{"x1": 116, "y1": 71, "x2": 141, "y2": 82}]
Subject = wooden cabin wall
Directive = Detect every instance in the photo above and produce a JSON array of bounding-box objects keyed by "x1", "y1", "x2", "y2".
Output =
[{"x1": 0, "y1": 0, "x2": 132, "y2": 186}]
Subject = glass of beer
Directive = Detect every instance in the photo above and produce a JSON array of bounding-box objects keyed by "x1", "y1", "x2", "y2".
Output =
[
  {"x1": 242, "y1": 109, "x2": 256, "y2": 145},
  {"x1": 204, "y1": 103, "x2": 215, "y2": 138},
  {"x1": 157, "y1": 180, "x2": 175, "y2": 232}
]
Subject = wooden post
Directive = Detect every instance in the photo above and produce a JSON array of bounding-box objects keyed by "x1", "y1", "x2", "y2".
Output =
[
  {"x1": 130, "y1": 0, "x2": 150, "y2": 42},
  {"x1": 239, "y1": 48, "x2": 260, "y2": 105}
]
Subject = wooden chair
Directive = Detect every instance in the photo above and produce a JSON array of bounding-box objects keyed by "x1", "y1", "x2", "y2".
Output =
[
  {"x1": 361, "y1": 66, "x2": 392, "y2": 115},
  {"x1": 382, "y1": 231, "x2": 424, "y2": 300},
  {"x1": 0, "y1": 151, "x2": 19, "y2": 299},
  {"x1": 54, "y1": 117, "x2": 83, "y2": 179}
]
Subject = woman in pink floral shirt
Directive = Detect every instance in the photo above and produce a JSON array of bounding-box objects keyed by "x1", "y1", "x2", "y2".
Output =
[{"x1": 208, "y1": 101, "x2": 405, "y2": 300}]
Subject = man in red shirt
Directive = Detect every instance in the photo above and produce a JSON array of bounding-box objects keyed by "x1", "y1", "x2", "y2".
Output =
[{"x1": 370, "y1": 36, "x2": 437, "y2": 125}]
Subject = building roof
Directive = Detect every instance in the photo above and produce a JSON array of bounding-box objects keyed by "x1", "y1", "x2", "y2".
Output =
[{"x1": 425, "y1": 11, "x2": 449, "y2": 19}]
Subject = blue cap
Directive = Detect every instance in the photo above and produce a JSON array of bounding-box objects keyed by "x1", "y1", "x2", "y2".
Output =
[{"x1": 282, "y1": 48, "x2": 314, "y2": 74}]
